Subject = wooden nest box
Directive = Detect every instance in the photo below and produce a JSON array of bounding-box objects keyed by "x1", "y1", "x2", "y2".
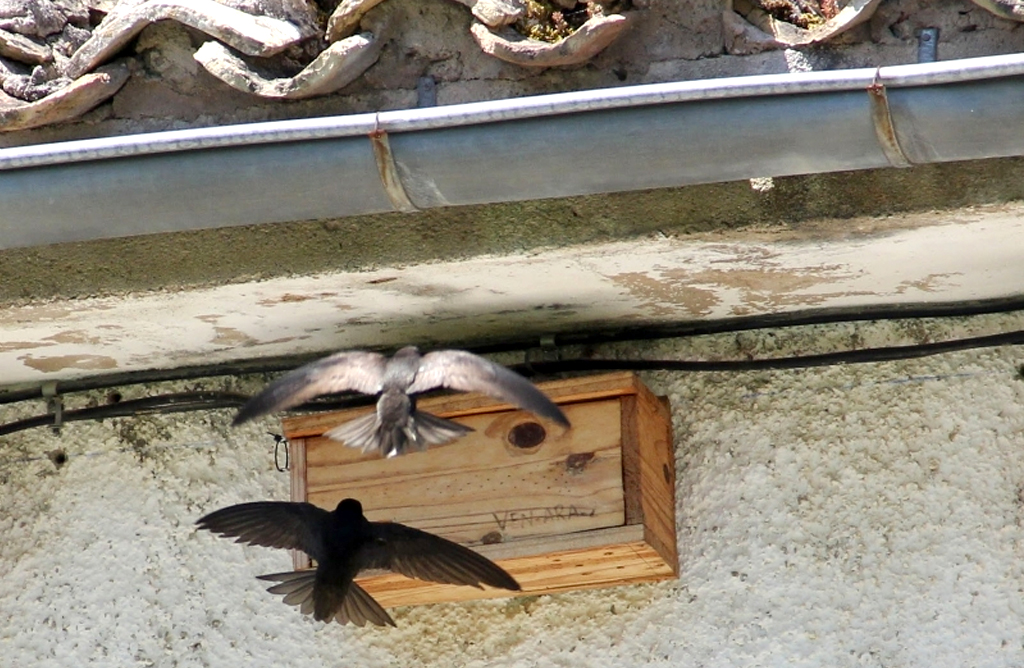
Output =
[{"x1": 281, "y1": 371, "x2": 677, "y2": 608}]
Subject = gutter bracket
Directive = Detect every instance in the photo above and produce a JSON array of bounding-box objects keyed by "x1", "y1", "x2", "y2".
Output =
[
  {"x1": 867, "y1": 71, "x2": 913, "y2": 169},
  {"x1": 917, "y1": 28, "x2": 939, "y2": 64},
  {"x1": 369, "y1": 118, "x2": 419, "y2": 213},
  {"x1": 417, "y1": 76, "x2": 437, "y2": 108}
]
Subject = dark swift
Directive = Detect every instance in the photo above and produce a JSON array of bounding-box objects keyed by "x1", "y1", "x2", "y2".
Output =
[
  {"x1": 196, "y1": 497, "x2": 521, "y2": 627},
  {"x1": 233, "y1": 346, "x2": 570, "y2": 458}
]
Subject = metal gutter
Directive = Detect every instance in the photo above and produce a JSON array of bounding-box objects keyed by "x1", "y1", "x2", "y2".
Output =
[{"x1": 3, "y1": 52, "x2": 1024, "y2": 250}]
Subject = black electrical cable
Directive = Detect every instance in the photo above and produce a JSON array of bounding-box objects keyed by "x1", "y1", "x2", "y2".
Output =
[
  {"x1": 1, "y1": 328, "x2": 1022, "y2": 438},
  {"x1": 0, "y1": 392, "x2": 250, "y2": 437},
  {"x1": 0, "y1": 357, "x2": 312, "y2": 406},
  {"x1": 513, "y1": 329, "x2": 1024, "y2": 375},
  {"x1": 544, "y1": 295, "x2": 1024, "y2": 349},
  {"x1": 2, "y1": 295, "x2": 1023, "y2": 407}
]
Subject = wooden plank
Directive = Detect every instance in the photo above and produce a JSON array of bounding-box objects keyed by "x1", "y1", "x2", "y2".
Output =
[
  {"x1": 281, "y1": 371, "x2": 642, "y2": 439},
  {"x1": 634, "y1": 382, "x2": 679, "y2": 575},
  {"x1": 288, "y1": 436, "x2": 307, "y2": 504},
  {"x1": 432, "y1": 371, "x2": 644, "y2": 419},
  {"x1": 620, "y1": 394, "x2": 642, "y2": 526},
  {"x1": 474, "y1": 524, "x2": 644, "y2": 560},
  {"x1": 288, "y1": 437, "x2": 309, "y2": 570},
  {"x1": 356, "y1": 526, "x2": 675, "y2": 608},
  {"x1": 306, "y1": 400, "x2": 625, "y2": 545}
]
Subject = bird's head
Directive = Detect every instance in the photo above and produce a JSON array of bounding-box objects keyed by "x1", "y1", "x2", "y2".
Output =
[
  {"x1": 393, "y1": 345, "x2": 421, "y2": 359},
  {"x1": 335, "y1": 498, "x2": 364, "y2": 516}
]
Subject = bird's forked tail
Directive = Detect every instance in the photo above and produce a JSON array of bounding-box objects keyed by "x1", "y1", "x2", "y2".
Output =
[
  {"x1": 324, "y1": 410, "x2": 473, "y2": 458},
  {"x1": 258, "y1": 571, "x2": 395, "y2": 627}
]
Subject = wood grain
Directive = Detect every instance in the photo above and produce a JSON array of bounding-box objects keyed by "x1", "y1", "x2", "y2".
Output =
[
  {"x1": 358, "y1": 526, "x2": 675, "y2": 608},
  {"x1": 634, "y1": 381, "x2": 679, "y2": 575},
  {"x1": 280, "y1": 372, "x2": 678, "y2": 601},
  {"x1": 287, "y1": 436, "x2": 308, "y2": 570},
  {"x1": 305, "y1": 400, "x2": 623, "y2": 546}
]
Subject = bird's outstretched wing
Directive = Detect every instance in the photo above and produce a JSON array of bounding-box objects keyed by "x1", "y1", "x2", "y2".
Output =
[
  {"x1": 410, "y1": 350, "x2": 569, "y2": 427},
  {"x1": 358, "y1": 522, "x2": 521, "y2": 592},
  {"x1": 196, "y1": 501, "x2": 329, "y2": 560},
  {"x1": 233, "y1": 351, "x2": 388, "y2": 425}
]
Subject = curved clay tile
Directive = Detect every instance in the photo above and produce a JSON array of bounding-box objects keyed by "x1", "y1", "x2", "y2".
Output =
[
  {"x1": 470, "y1": 13, "x2": 630, "y2": 67},
  {"x1": 194, "y1": 33, "x2": 383, "y2": 99},
  {"x1": 728, "y1": 0, "x2": 882, "y2": 48},
  {"x1": 327, "y1": 0, "x2": 524, "y2": 42},
  {"x1": 0, "y1": 61, "x2": 128, "y2": 132},
  {"x1": 971, "y1": 0, "x2": 1024, "y2": 20},
  {"x1": 0, "y1": 28, "x2": 53, "y2": 65},
  {"x1": 66, "y1": 0, "x2": 309, "y2": 79}
]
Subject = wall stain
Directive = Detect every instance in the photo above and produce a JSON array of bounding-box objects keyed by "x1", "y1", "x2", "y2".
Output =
[
  {"x1": 19, "y1": 354, "x2": 118, "y2": 372},
  {"x1": 893, "y1": 273, "x2": 962, "y2": 294},
  {"x1": 0, "y1": 305, "x2": 73, "y2": 323},
  {"x1": 278, "y1": 293, "x2": 316, "y2": 302},
  {"x1": 0, "y1": 341, "x2": 53, "y2": 353},
  {"x1": 610, "y1": 262, "x2": 876, "y2": 317},
  {"x1": 256, "y1": 291, "x2": 339, "y2": 306},
  {"x1": 43, "y1": 330, "x2": 103, "y2": 345},
  {"x1": 680, "y1": 267, "x2": 847, "y2": 312},
  {"x1": 210, "y1": 327, "x2": 259, "y2": 347},
  {"x1": 609, "y1": 271, "x2": 720, "y2": 317},
  {"x1": 386, "y1": 282, "x2": 465, "y2": 298}
]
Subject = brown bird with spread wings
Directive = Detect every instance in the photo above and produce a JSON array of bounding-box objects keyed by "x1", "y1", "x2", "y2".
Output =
[
  {"x1": 197, "y1": 498, "x2": 521, "y2": 627},
  {"x1": 233, "y1": 345, "x2": 570, "y2": 458}
]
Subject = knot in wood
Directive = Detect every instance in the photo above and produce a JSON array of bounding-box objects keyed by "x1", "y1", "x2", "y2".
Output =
[{"x1": 565, "y1": 452, "x2": 594, "y2": 474}]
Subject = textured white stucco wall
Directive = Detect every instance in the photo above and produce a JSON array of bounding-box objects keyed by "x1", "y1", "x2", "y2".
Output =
[{"x1": 1, "y1": 314, "x2": 1023, "y2": 667}]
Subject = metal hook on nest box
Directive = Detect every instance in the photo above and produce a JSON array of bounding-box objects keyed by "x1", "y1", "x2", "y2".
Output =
[
  {"x1": 41, "y1": 381, "x2": 63, "y2": 436},
  {"x1": 269, "y1": 432, "x2": 289, "y2": 472}
]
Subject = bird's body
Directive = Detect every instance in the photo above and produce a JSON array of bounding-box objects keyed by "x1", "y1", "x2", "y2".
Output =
[
  {"x1": 197, "y1": 498, "x2": 521, "y2": 627},
  {"x1": 234, "y1": 345, "x2": 570, "y2": 458}
]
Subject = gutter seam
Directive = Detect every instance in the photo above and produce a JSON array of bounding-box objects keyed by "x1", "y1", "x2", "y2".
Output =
[
  {"x1": 368, "y1": 120, "x2": 418, "y2": 213},
  {"x1": 867, "y1": 70, "x2": 913, "y2": 169}
]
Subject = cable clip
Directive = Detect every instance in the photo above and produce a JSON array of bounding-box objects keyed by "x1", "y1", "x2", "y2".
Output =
[
  {"x1": 41, "y1": 381, "x2": 63, "y2": 436},
  {"x1": 524, "y1": 334, "x2": 560, "y2": 373},
  {"x1": 269, "y1": 432, "x2": 289, "y2": 472}
]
